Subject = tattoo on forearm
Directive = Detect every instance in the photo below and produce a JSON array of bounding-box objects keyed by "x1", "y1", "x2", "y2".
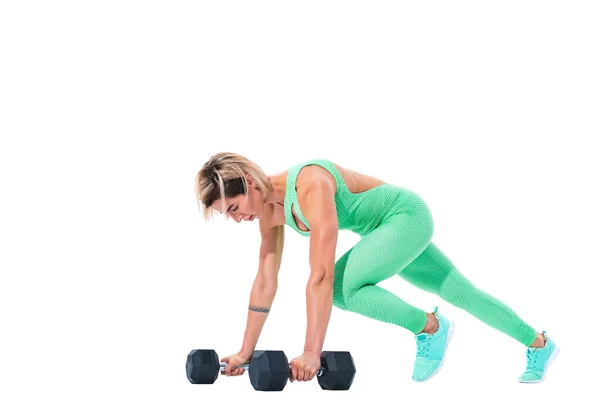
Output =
[{"x1": 249, "y1": 304, "x2": 270, "y2": 313}]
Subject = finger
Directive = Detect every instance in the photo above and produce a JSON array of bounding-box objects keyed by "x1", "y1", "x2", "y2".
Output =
[
  {"x1": 229, "y1": 364, "x2": 239, "y2": 376},
  {"x1": 290, "y1": 363, "x2": 297, "y2": 382},
  {"x1": 220, "y1": 358, "x2": 229, "y2": 375},
  {"x1": 297, "y1": 368, "x2": 305, "y2": 382},
  {"x1": 227, "y1": 359, "x2": 237, "y2": 375}
]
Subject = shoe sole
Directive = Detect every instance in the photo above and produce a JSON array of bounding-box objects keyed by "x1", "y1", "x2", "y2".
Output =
[
  {"x1": 414, "y1": 318, "x2": 455, "y2": 383},
  {"x1": 518, "y1": 344, "x2": 560, "y2": 383}
]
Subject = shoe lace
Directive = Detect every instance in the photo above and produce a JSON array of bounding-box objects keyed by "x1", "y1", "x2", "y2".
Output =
[
  {"x1": 416, "y1": 336, "x2": 431, "y2": 358},
  {"x1": 526, "y1": 348, "x2": 539, "y2": 369}
]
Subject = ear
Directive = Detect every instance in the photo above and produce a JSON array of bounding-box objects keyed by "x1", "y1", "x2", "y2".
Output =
[{"x1": 245, "y1": 173, "x2": 258, "y2": 189}]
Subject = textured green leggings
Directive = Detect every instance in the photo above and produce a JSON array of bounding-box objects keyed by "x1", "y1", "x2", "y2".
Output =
[{"x1": 332, "y1": 193, "x2": 538, "y2": 347}]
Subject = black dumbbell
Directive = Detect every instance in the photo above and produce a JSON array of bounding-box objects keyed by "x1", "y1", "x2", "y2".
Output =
[{"x1": 186, "y1": 349, "x2": 356, "y2": 391}]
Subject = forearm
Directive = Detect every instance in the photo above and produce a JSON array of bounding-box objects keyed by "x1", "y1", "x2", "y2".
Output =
[
  {"x1": 304, "y1": 276, "x2": 333, "y2": 354},
  {"x1": 240, "y1": 279, "x2": 277, "y2": 358}
]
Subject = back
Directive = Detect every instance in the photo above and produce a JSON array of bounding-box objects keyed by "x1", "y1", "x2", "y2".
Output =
[{"x1": 284, "y1": 159, "x2": 406, "y2": 237}]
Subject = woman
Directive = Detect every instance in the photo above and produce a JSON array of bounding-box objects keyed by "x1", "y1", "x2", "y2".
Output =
[{"x1": 194, "y1": 152, "x2": 559, "y2": 384}]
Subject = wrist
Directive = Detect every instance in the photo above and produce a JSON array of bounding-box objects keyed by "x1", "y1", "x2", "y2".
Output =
[
  {"x1": 303, "y1": 347, "x2": 321, "y2": 356},
  {"x1": 239, "y1": 348, "x2": 253, "y2": 359}
]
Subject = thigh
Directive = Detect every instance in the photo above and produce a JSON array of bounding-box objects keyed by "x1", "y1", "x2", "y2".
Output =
[{"x1": 335, "y1": 212, "x2": 434, "y2": 292}]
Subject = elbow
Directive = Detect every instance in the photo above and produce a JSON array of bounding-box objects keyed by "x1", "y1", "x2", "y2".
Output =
[
  {"x1": 307, "y1": 272, "x2": 334, "y2": 287},
  {"x1": 262, "y1": 283, "x2": 278, "y2": 293},
  {"x1": 255, "y1": 278, "x2": 278, "y2": 292}
]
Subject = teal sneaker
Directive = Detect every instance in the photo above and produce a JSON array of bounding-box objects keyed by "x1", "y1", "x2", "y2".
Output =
[
  {"x1": 518, "y1": 330, "x2": 560, "y2": 383},
  {"x1": 412, "y1": 306, "x2": 454, "y2": 382}
]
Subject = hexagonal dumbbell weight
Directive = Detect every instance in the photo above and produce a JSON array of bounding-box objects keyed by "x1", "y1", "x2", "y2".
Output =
[
  {"x1": 318, "y1": 350, "x2": 356, "y2": 390},
  {"x1": 186, "y1": 349, "x2": 356, "y2": 391}
]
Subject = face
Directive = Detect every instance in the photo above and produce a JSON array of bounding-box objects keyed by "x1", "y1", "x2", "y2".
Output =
[{"x1": 210, "y1": 175, "x2": 265, "y2": 223}]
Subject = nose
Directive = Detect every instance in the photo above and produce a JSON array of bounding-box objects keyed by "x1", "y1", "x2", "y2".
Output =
[{"x1": 228, "y1": 212, "x2": 241, "y2": 223}]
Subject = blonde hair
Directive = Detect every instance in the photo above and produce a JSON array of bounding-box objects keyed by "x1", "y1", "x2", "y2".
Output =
[{"x1": 194, "y1": 152, "x2": 272, "y2": 221}]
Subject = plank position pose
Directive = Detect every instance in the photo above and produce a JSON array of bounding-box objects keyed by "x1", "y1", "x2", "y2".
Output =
[{"x1": 194, "y1": 152, "x2": 559, "y2": 383}]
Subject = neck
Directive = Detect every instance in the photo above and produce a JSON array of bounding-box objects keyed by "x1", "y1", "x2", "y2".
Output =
[{"x1": 264, "y1": 173, "x2": 286, "y2": 205}]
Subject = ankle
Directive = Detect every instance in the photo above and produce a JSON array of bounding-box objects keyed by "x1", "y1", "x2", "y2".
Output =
[
  {"x1": 420, "y1": 312, "x2": 439, "y2": 334},
  {"x1": 529, "y1": 332, "x2": 547, "y2": 348}
]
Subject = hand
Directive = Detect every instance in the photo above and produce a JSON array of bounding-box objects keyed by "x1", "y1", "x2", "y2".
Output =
[
  {"x1": 289, "y1": 351, "x2": 321, "y2": 382},
  {"x1": 220, "y1": 352, "x2": 250, "y2": 377}
]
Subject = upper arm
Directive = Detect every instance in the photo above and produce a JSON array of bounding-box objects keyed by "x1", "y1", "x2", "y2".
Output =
[
  {"x1": 256, "y1": 212, "x2": 284, "y2": 285},
  {"x1": 296, "y1": 167, "x2": 338, "y2": 280}
]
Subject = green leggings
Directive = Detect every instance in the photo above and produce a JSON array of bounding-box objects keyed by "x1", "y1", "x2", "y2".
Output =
[{"x1": 332, "y1": 192, "x2": 538, "y2": 347}]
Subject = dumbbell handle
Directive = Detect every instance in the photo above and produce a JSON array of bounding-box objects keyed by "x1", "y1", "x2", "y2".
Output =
[{"x1": 220, "y1": 362, "x2": 324, "y2": 377}]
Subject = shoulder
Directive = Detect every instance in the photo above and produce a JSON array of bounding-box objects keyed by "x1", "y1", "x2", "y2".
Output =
[
  {"x1": 295, "y1": 163, "x2": 337, "y2": 194},
  {"x1": 294, "y1": 163, "x2": 339, "y2": 230},
  {"x1": 295, "y1": 164, "x2": 337, "y2": 218}
]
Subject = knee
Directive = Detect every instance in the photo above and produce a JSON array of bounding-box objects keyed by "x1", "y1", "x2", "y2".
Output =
[
  {"x1": 333, "y1": 282, "x2": 373, "y2": 311},
  {"x1": 440, "y1": 280, "x2": 477, "y2": 309},
  {"x1": 332, "y1": 282, "x2": 347, "y2": 310},
  {"x1": 333, "y1": 280, "x2": 363, "y2": 311},
  {"x1": 442, "y1": 291, "x2": 470, "y2": 309},
  {"x1": 332, "y1": 294, "x2": 346, "y2": 310}
]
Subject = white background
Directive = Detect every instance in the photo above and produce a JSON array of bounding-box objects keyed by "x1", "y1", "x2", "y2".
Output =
[{"x1": 1, "y1": 1, "x2": 598, "y2": 399}]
